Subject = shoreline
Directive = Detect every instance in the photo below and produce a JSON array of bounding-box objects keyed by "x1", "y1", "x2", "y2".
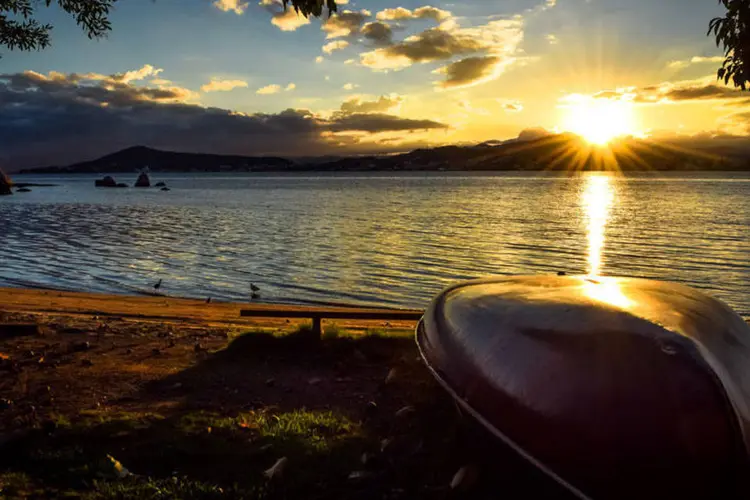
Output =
[
  {"x1": 0, "y1": 287, "x2": 559, "y2": 498},
  {"x1": 0, "y1": 287, "x2": 422, "y2": 333}
]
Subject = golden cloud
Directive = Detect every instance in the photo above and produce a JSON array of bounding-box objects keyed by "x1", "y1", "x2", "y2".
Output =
[
  {"x1": 213, "y1": 0, "x2": 248, "y2": 15},
  {"x1": 201, "y1": 79, "x2": 249, "y2": 92}
]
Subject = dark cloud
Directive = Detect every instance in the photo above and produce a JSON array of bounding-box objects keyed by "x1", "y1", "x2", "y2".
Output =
[
  {"x1": 359, "y1": 19, "x2": 523, "y2": 80},
  {"x1": 339, "y1": 95, "x2": 403, "y2": 114},
  {"x1": 435, "y1": 56, "x2": 502, "y2": 89},
  {"x1": 0, "y1": 70, "x2": 446, "y2": 169},
  {"x1": 384, "y1": 28, "x2": 482, "y2": 63},
  {"x1": 328, "y1": 113, "x2": 447, "y2": 133},
  {"x1": 595, "y1": 81, "x2": 748, "y2": 103},
  {"x1": 322, "y1": 9, "x2": 371, "y2": 38},
  {"x1": 664, "y1": 84, "x2": 745, "y2": 101},
  {"x1": 361, "y1": 21, "x2": 394, "y2": 47}
]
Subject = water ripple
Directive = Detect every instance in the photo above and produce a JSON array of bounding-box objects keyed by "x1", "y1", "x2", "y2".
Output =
[{"x1": 1, "y1": 172, "x2": 749, "y2": 316}]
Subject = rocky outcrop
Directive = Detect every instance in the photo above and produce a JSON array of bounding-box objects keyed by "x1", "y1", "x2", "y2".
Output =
[
  {"x1": 155, "y1": 182, "x2": 166, "y2": 187},
  {"x1": 16, "y1": 188, "x2": 31, "y2": 193},
  {"x1": 95, "y1": 176, "x2": 117, "y2": 187},
  {"x1": 0, "y1": 170, "x2": 12, "y2": 195},
  {"x1": 116, "y1": 183, "x2": 128, "y2": 188},
  {"x1": 134, "y1": 173, "x2": 150, "y2": 187},
  {"x1": 160, "y1": 187, "x2": 170, "y2": 191}
]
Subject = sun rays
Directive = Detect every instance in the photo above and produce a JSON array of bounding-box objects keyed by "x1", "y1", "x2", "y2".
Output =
[{"x1": 560, "y1": 95, "x2": 640, "y2": 146}]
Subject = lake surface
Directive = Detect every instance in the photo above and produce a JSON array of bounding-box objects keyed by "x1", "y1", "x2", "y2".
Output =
[{"x1": 1, "y1": 172, "x2": 749, "y2": 316}]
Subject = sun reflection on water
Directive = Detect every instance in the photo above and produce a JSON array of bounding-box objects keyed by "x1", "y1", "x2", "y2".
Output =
[
  {"x1": 583, "y1": 175, "x2": 614, "y2": 278},
  {"x1": 581, "y1": 175, "x2": 633, "y2": 309}
]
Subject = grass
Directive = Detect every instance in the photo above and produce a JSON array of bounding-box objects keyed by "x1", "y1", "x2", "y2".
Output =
[
  {"x1": 323, "y1": 322, "x2": 344, "y2": 340},
  {"x1": 0, "y1": 408, "x2": 367, "y2": 499}
]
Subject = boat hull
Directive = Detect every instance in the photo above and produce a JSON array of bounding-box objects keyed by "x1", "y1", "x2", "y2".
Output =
[{"x1": 417, "y1": 275, "x2": 750, "y2": 499}]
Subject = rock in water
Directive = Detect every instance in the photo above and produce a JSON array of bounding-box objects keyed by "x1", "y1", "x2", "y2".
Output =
[
  {"x1": 95, "y1": 176, "x2": 117, "y2": 187},
  {"x1": 155, "y1": 182, "x2": 166, "y2": 187},
  {"x1": 134, "y1": 172, "x2": 150, "y2": 188},
  {"x1": 417, "y1": 275, "x2": 750, "y2": 500},
  {"x1": 0, "y1": 170, "x2": 12, "y2": 195}
]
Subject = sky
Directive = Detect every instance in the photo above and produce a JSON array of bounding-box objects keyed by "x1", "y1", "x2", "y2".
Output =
[{"x1": 1, "y1": 0, "x2": 747, "y2": 169}]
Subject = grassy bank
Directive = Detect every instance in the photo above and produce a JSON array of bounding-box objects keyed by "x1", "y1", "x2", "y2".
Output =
[{"x1": 0, "y1": 301, "x2": 570, "y2": 499}]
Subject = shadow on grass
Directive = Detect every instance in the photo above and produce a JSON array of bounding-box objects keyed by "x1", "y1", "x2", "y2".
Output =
[{"x1": 0, "y1": 329, "x2": 572, "y2": 499}]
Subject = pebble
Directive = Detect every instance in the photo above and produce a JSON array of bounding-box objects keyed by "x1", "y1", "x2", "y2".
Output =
[
  {"x1": 394, "y1": 405, "x2": 415, "y2": 418},
  {"x1": 308, "y1": 377, "x2": 322, "y2": 386},
  {"x1": 264, "y1": 457, "x2": 288, "y2": 480},
  {"x1": 385, "y1": 368, "x2": 398, "y2": 385},
  {"x1": 71, "y1": 341, "x2": 90, "y2": 353},
  {"x1": 380, "y1": 438, "x2": 393, "y2": 453},
  {"x1": 348, "y1": 471, "x2": 373, "y2": 480},
  {"x1": 450, "y1": 465, "x2": 479, "y2": 490},
  {"x1": 81, "y1": 359, "x2": 94, "y2": 367}
]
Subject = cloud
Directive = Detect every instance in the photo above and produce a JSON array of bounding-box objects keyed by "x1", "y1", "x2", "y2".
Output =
[
  {"x1": 343, "y1": 83, "x2": 359, "y2": 90},
  {"x1": 213, "y1": 0, "x2": 248, "y2": 15},
  {"x1": 0, "y1": 69, "x2": 449, "y2": 169},
  {"x1": 375, "y1": 6, "x2": 452, "y2": 22},
  {"x1": 339, "y1": 95, "x2": 403, "y2": 114},
  {"x1": 315, "y1": 56, "x2": 324, "y2": 63},
  {"x1": 434, "y1": 56, "x2": 505, "y2": 89},
  {"x1": 201, "y1": 79, "x2": 249, "y2": 92},
  {"x1": 0, "y1": 68, "x2": 198, "y2": 105},
  {"x1": 499, "y1": 100, "x2": 523, "y2": 112},
  {"x1": 361, "y1": 22, "x2": 394, "y2": 46},
  {"x1": 322, "y1": 9, "x2": 371, "y2": 38},
  {"x1": 256, "y1": 84, "x2": 282, "y2": 95},
  {"x1": 260, "y1": 0, "x2": 311, "y2": 31},
  {"x1": 256, "y1": 83, "x2": 296, "y2": 94},
  {"x1": 666, "y1": 56, "x2": 725, "y2": 70},
  {"x1": 546, "y1": 34, "x2": 558, "y2": 45},
  {"x1": 322, "y1": 40, "x2": 350, "y2": 54},
  {"x1": 359, "y1": 18, "x2": 524, "y2": 78},
  {"x1": 115, "y1": 64, "x2": 163, "y2": 83},
  {"x1": 592, "y1": 77, "x2": 747, "y2": 103},
  {"x1": 327, "y1": 113, "x2": 447, "y2": 133}
]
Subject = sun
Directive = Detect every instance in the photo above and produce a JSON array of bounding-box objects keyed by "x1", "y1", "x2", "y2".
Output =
[{"x1": 560, "y1": 95, "x2": 638, "y2": 145}]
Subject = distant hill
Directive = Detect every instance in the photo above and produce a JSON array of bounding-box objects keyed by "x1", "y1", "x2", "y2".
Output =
[
  {"x1": 311, "y1": 133, "x2": 746, "y2": 172},
  {"x1": 20, "y1": 135, "x2": 750, "y2": 174},
  {"x1": 21, "y1": 146, "x2": 294, "y2": 174}
]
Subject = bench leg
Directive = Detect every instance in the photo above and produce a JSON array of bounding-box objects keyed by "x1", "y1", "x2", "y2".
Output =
[{"x1": 312, "y1": 317, "x2": 322, "y2": 339}]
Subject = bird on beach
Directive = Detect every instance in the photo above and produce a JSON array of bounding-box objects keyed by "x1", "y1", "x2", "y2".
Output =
[
  {"x1": 206, "y1": 297, "x2": 212, "y2": 304},
  {"x1": 153, "y1": 279, "x2": 162, "y2": 291},
  {"x1": 251, "y1": 283, "x2": 260, "y2": 299}
]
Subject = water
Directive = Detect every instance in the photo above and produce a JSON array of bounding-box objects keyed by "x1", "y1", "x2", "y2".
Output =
[{"x1": 1, "y1": 172, "x2": 749, "y2": 316}]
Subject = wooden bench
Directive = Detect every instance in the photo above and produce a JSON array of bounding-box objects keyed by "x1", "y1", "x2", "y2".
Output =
[{"x1": 240, "y1": 305, "x2": 424, "y2": 338}]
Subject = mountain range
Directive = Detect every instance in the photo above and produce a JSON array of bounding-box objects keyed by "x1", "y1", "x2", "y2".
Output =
[{"x1": 19, "y1": 133, "x2": 749, "y2": 174}]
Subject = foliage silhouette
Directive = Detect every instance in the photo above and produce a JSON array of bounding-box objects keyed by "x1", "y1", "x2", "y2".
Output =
[
  {"x1": 0, "y1": 0, "x2": 338, "y2": 54},
  {"x1": 709, "y1": 0, "x2": 750, "y2": 89}
]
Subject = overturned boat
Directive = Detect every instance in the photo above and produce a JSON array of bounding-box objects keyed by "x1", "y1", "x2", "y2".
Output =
[{"x1": 417, "y1": 275, "x2": 750, "y2": 499}]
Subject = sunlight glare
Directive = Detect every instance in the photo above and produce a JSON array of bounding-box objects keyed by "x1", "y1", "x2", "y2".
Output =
[
  {"x1": 561, "y1": 96, "x2": 637, "y2": 145},
  {"x1": 581, "y1": 175, "x2": 633, "y2": 309},
  {"x1": 583, "y1": 175, "x2": 613, "y2": 278}
]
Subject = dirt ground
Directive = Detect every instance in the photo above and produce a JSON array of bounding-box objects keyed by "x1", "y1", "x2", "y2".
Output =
[{"x1": 0, "y1": 291, "x2": 572, "y2": 499}]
